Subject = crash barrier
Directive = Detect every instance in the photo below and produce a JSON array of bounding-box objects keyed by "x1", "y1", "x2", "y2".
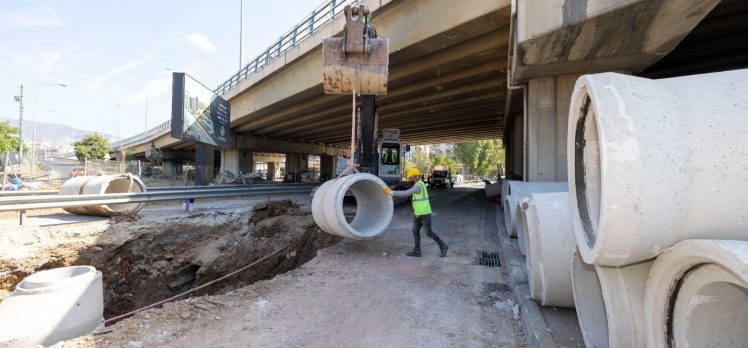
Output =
[
  {"x1": 59, "y1": 174, "x2": 146, "y2": 216},
  {"x1": 568, "y1": 70, "x2": 748, "y2": 267},
  {"x1": 524, "y1": 192, "x2": 576, "y2": 307},
  {"x1": 312, "y1": 173, "x2": 393, "y2": 239},
  {"x1": 0, "y1": 266, "x2": 104, "y2": 347},
  {"x1": 502, "y1": 181, "x2": 567, "y2": 237}
]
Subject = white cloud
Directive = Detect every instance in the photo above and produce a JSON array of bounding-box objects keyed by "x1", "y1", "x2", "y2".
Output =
[
  {"x1": 185, "y1": 32, "x2": 216, "y2": 53},
  {"x1": 87, "y1": 53, "x2": 157, "y2": 91},
  {"x1": 0, "y1": 5, "x2": 64, "y2": 27}
]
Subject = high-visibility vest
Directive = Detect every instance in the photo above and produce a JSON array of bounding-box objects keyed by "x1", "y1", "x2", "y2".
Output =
[{"x1": 412, "y1": 180, "x2": 432, "y2": 216}]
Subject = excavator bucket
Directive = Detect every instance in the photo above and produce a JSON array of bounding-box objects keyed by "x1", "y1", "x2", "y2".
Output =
[{"x1": 323, "y1": 5, "x2": 389, "y2": 95}]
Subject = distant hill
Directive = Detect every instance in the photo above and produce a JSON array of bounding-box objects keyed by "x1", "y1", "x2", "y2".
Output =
[{"x1": 0, "y1": 116, "x2": 118, "y2": 146}]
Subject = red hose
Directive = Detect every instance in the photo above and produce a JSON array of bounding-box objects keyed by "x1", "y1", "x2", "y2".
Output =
[{"x1": 104, "y1": 244, "x2": 289, "y2": 325}]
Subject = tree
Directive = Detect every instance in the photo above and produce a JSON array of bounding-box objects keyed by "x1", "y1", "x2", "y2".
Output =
[
  {"x1": 74, "y1": 133, "x2": 111, "y2": 160},
  {"x1": 0, "y1": 121, "x2": 23, "y2": 154},
  {"x1": 430, "y1": 152, "x2": 458, "y2": 173},
  {"x1": 411, "y1": 150, "x2": 431, "y2": 172},
  {"x1": 454, "y1": 140, "x2": 505, "y2": 177}
]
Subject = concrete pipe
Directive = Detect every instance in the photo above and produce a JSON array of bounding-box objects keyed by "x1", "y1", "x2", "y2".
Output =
[
  {"x1": 502, "y1": 181, "x2": 567, "y2": 237},
  {"x1": 571, "y1": 251, "x2": 653, "y2": 348},
  {"x1": 59, "y1": 174, "x2": 147, "y2": 216},
  {"x1": 644, "y1": 239, "x2": 748, "y2": 348},
  {"x1": 516, "y1": 198, "x2": 530, "y2": 256},
  {"x1": 0, "y1": 266, "x2": 104, "y2": 347},
  {"x1": 525, "y1": 192, "x2": 576, "y2": 308},
  {"x1": 484, "y1": 182, "x2": 501, "y2": 198},
  {"x1": 312, "y1": 173, "x2": 394, "y2": 239},
  {"x1": 567, "y1": 70, "x2": 748, "y2": 266}
]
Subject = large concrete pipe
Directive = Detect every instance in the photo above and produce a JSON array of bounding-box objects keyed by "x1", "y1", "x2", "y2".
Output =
[
  {"x1": 0, "y1": 266, "x2": 104, "y2": 347},
  {"x1": 525, "y1": 192, "x2": 576, "y2": 308},
  {"x1": 644, "y1": 239, "x2": 748, "y2": 348},
  {"x1": 59, "y1": 174, "x2": 147, "y2": 216},
  {"x1": 515, "y1": 197, "x2": 530, "y2": 256},
  {"x1": 502, "y1": 181, "x2": 567, "y2": 237},
  {"x1": 567, "y1": 70, "x2": 748, "y2": 267},
  {"x1": 312, "y1": 173, "x2": 394, "y2": 239},
  {"x1": 571, "y1": 251, "x2": 653, "y2": 348}
]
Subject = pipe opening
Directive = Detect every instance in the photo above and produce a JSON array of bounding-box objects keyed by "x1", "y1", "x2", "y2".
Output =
[
  {"x1": 346, "y1": 178, "x2": 391, "y2": 238},
  {"x1": 571, "y1": 251, "x2": 608, "y2": 347},
  {"x1": 672, "y1": 264, "x2": 748, "y2": 347},
  {"x1": 105, "y1": 177, "x2": 145, "y2": 213},
  {"x1": 574, "y1": 94, "x2": 602, "y2": 249},
  {"x1": 19, "y1": 266, "x2": 94, "y2": 291}
]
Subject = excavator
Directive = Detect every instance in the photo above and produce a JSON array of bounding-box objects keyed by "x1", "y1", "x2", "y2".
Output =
[{"x1": 322, "y1": 5, "x2": 403, "y2": 185}]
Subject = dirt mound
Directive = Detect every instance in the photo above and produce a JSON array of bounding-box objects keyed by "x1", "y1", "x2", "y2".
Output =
[{"x1": 0, "y1": 201, "x2": 340, "y2": 318}]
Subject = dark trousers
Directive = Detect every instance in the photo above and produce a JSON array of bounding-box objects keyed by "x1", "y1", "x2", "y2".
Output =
[{"x1": 412, "y1": 214, "x2": 446, "y2": 251}]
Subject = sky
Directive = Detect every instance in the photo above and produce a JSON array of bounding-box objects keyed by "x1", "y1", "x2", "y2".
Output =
[{"x1": 0, "y1": 0, "x2": 314, "y2": 140}]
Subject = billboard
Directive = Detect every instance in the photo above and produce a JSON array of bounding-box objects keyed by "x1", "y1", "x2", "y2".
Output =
[{"x1": 171, "y1": 72, "x2": 231, "y2": 148}]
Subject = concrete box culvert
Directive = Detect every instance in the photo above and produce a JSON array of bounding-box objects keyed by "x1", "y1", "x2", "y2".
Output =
[
  {"x1": 567, "y1": 70, "x2": 748, "y2": 267},
  {"x1": 571, "y1": 251, "x2": 653, "y2": 348},
  {"x1": 59, "y1": 174, "x2": 147, "y2": 216},
  {"x1": 525, "y1": 192, "x2": 575, "y2": 308},
  {"x1": 644, "y1": 239, "x2": 748, "y2": 348},
  {"x1": 503, "y1": 181, "x2": 568, "y2": 237},
  {"x1": 0, "y1": 266, "x2": 104, "y2": 347},
  {"x1": 312, "y1": 173, "x2": 393, "y2": 239}
]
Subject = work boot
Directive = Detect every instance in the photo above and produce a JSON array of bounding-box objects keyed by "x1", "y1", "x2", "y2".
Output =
[
  {"x1": 406, "y1": 249, "x2": 422, "y2": 257},
  {"x1": 439, "y1": 244, "x2": 449, "y2": 258}
]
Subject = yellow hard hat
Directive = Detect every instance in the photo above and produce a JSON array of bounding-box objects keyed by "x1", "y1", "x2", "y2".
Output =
[{"x1": 406, "y1": 167, "x2": 421, "y2": 178}]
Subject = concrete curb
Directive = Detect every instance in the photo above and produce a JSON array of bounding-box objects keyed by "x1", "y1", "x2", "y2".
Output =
[{"x1": 495, "y1": 205, "x2": 557, "y2": 348}]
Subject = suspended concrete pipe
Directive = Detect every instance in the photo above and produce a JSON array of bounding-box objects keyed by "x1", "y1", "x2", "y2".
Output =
[
  {"x1": 502, "y1": 181, "x2": 567, "y2": 237},
  {"x1": 59, "y1": 174, "x2": 147, "y2": 216},
  {"x1": 571, "y1": 251, "x2": 653, "y2": 348},
  {"x1": 644, "y1": 239, "x2": 748, "y2": 348},
  {"x1": 524, "y1": 192, "x2": 576, "y2": 308},
  {"x1": 567, "y1": 70, "x2": 748, "y2": 267},
  {"x1": 312, "y1": 173, "x2": 394, "y2": 239},
  {"x1": 0, "y1": 266, "x2": 104, "y2": 347}
]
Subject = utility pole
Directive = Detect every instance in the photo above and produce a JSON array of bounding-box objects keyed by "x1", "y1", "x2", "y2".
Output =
[
  {"x1": 14, "y1": 84, "x2": 24, "y2": 160},
  {"x1": 239, "y1": 0, "x2": 244, "y2": 71}
]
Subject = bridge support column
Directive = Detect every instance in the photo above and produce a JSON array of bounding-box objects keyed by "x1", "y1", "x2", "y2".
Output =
[
  {"x1": 221, "y1": 149, "x2": 253, "y2": 175},
  {"x1": 320, "y1": 155, "x2": 335, "y2": 182},
  {"x1": 267, "y1": 162, "x2": 277, "y2": 182},
  {"x1": 504, "y1": 113, "x2": 524, "y2": 180},
  {"x1": 526, "y1": 74, "x2": 579, "y2": 182},
  {"x1": 284, "y1": 153, "x2": 307, "y2": 183},
  {"x1": 195, "y1": 144, "x2": 215, "y2": 186}
]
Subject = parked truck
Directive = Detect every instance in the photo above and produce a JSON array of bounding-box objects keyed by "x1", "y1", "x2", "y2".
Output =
[{"x1": 429, "y1": 165, "x2": 455, "y2": 189}]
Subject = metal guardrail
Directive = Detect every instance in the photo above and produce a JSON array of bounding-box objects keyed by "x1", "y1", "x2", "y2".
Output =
[
  {"x1": 0, "y1": 185, "x2": 316, "y2": 213},
  {"x1": 0, "y1": 183, "x2": 317, "y2": 197},
  {"x1": 109, "y1": 0, "x2": 359, "y2": 151}
]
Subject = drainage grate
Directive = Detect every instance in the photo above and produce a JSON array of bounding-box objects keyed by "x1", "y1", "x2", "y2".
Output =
[{"x1": 476, "y1": 251, "x2": 501, "y2": 267}]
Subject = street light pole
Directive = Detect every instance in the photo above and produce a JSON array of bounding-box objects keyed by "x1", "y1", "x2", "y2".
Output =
[
  {"x1": 239, "y1": 0, "x2": 244, "y2": 71},
  {"x1": 14, "y1": 84, "x2": 24, "y2": 160},
  {"x1": 31, "y1": 83, "x2": 66, "y2": 176}
]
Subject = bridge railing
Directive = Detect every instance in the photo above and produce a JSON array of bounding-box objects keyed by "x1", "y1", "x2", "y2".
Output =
[
  {"x1": 110, "y1": 0, "x2": 358, "y2": 151},
  {"x1": 109, "y1": 120, "x2": 171, "y2": 150},
  {"x1": 215, "y1": 0, "x2": 357, "y2": 96}
]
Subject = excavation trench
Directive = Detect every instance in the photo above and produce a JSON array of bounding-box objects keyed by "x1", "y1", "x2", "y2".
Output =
[{"x1": 0, "y1": 200, "x2": 341, "y2": 319}]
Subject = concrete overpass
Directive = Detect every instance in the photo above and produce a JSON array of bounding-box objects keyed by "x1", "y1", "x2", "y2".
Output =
[{"x1": 111, "y1": 0, "x2": 747, "y2": 183}]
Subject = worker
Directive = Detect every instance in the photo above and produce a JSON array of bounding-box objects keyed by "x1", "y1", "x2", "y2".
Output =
[{"x1": 384, "y1": 167, "x2": 448, "y2": 257}]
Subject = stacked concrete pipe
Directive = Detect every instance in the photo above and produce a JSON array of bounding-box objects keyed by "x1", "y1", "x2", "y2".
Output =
[
  {"x1": 59, "y1": 174, "x2": 147, "y2": 216},
  {"x1": 515, "y1": 197, "x2": 530, "y2": 256},
  {"x1": 0, "y1": 266, "x2": 104, "y2": 347},
  {"x1": 644, "y1": 240, "x2": 748, "y2": 348},
  {"x1": 502, "y1": 181, "x2": 567, "y2": 237},
  {"x1": 571, "y1": 252, "x2": 653, "y2": 347},
  {"x1": 524, "y1": 192, "x2": 576, "y2": 308},
  {"x1": 567, "y1": 70, "x2": 748, "y2": 266},
  {"x1": 312, "y1": 173, "x2": 394, "y2": 239}
]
